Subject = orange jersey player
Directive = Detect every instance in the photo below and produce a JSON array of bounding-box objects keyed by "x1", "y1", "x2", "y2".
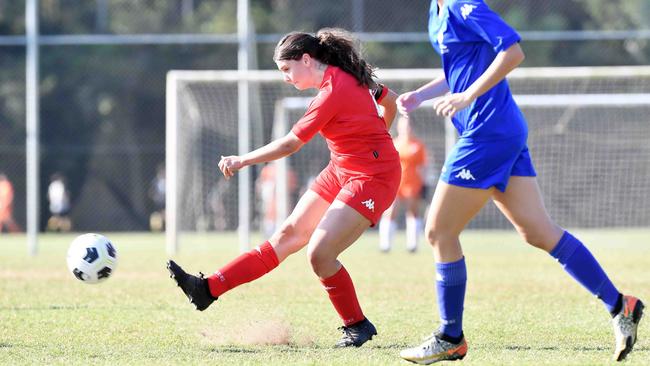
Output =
[
  {"x1": 379, "y1": 117, "x2": 427, "y2": 253},
  {"x1": 256, "y1": 162, "x2": 298, "y2": 237},
  {"x1": 0, "y1": 173, "x2": 20, "y2": 233}
]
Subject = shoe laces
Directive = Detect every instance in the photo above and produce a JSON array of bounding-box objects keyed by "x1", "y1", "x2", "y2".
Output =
[
  {"x1": 338, "y1": 325, "x2": 354, "y2": 336},
  {"x1": 420, "y1": 331, "x2": 445, "y2": 351}
]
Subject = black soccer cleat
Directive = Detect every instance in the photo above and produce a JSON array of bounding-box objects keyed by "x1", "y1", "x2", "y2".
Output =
[
  {"x1": 334, "y1": 318, "x2": 378, "y2": 348},
  {"x1": 167, "y1": 260, "x2": 217, "y2": 311}
]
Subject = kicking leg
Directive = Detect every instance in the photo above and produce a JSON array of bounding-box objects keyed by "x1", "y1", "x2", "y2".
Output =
[{"x1": 168, "y1": 190, "x2": 329, "y2": 310}]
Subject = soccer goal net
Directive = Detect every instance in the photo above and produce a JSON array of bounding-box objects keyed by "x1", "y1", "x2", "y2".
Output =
[{"x1": 167, "y1": 66, "x2": 650, "y2": 253}]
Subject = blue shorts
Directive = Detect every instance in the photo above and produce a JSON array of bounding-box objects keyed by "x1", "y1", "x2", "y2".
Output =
[{"x1": 440, "y1": 134, "x2": 537, "y2": 192}]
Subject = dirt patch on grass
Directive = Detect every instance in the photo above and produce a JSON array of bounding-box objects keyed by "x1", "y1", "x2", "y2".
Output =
[{"x1": 201, "y1": 319, "x2": 291, "y2": 346}]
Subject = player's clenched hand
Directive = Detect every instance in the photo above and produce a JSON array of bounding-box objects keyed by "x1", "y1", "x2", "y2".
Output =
[
  {"x1": 433, "y1": 92, "x2": 473, "y2": 118},
  {"x1": 218, "y1": 155, "x2": 243, "y2": 179},
  {"x1": 396, "y1": 91, "x2": 423, "y2": 116}
]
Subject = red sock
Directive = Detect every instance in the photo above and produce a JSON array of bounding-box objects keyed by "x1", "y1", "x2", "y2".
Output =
[
  {"x1": 207, "y1": 241, "x2": 279, "y2": 298},
  {"x1": 320, "y1": 266, "x2": 365, "y2": 326}
]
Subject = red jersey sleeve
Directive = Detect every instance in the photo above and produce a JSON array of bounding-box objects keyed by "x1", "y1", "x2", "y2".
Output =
[{"x1": 291, "y1": 78, "x2": 339, "y2": 143}]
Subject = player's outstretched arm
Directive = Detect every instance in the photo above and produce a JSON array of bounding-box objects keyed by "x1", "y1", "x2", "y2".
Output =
[
  {"x1": 433, "y1": 43, "x2": 525, "y2": 118},
  {"x1": 218, "y1": 132, "x2": 304, "y2": 179},
  {"x1": 396, "y1": 74, "x2": 449, "y2": 116}
]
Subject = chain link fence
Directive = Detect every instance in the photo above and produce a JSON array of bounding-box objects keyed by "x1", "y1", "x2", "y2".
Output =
[{"x1": 0, "y1": 0, "x2": 649, "y2": 232}]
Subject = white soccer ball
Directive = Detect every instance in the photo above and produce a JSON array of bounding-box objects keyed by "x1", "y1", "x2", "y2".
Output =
[{"x1": 66, "y1": 233, "x2": 118, "y2": 284}]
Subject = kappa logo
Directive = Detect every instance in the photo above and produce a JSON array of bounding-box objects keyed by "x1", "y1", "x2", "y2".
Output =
[
  {"x1": 361, "y1": 198, "x2": 375, "y2": 212},
  {"x1": 460, "y1": 4, "x2": 477, "y2": 20},
  {"x1": 214, "y1": 271, "x2": 226, "y2": 282},
  {"x1": 437, "y1": 30, "x2": 449, "y2": 54},
  {"x1": 455, "y1": 168, "x2": 476, "y2": 181}
]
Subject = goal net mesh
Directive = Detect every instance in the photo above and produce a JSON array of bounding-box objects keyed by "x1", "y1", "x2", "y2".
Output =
[{"x1": 167, "y1": 67, "x2": 650, "y2": 247}]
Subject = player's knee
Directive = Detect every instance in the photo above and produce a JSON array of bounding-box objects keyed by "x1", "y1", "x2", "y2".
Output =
[
  {"x1": 307, "y1": 247, "x2": 332, "y2": 277},
  {"x1": 425, "y1": 224, "x2": 450, "y2": 248},
  {"x1": 285, "y1": 222, "x2": 312, "y2": 243},
  {"x1": 271, "y1": 222, "x2": 310, "y2": 252},
  {"x1": 518, "y1": 229, "x2": 554, "y2": 251}
]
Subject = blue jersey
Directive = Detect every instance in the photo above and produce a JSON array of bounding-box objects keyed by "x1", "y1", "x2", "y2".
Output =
[{"x1": 429, "y1": 0, "x2": 527, "y2": 141}]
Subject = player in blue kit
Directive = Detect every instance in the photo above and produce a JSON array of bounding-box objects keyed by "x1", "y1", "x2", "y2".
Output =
[{"x1": 397, "y1": 1, "x2": 644, "y2": 364}]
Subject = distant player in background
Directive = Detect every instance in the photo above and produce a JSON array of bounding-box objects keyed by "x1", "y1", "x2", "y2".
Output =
[
  {"x1": 47, "y1": 173, "x2": 72, "y2": 232},
  {"x1": 379, "y1": 116, "x2": 427, "y2": 253},
  {"x1": 168, "y1": 28, "x2": 400, "y2": 348},
  {"x1": 397, "y1": 1, "x2": 643, "y2": 363},
  {"x1": 0, "y1": 172, "x2": 20, "y2": 233},
  {"x1": 256, "y1": 162, "x2": 298, "y2": 237}
]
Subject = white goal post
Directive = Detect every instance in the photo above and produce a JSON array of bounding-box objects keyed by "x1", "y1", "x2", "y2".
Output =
[{"x1": 166, "y1": 66, "x2": 650, "y2": 254}]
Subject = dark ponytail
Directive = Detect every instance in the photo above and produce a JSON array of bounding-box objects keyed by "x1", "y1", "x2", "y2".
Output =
[{"x1": 274, "y1": 28, "x2": 377, "y2": 89}]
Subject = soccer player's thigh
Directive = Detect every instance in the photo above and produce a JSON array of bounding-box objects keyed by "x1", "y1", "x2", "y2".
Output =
[
  {"x1": 426, "y1": 181, "x2": 492, "y2": 261},
  {"x1": 269, "y1": 189, "x2": 331, "y2": 262},
  {"x1": 308, "y1": 174, "x2": 397, "y2": 278},
  {"x1": 307, "y1": 199, "x2": 372, "y2": 277},
  {"x1": 491, "y1": 176, "x2": 562, "y2": 251}
]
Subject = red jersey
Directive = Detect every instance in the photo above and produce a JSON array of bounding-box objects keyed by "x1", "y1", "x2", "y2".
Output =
[{"x1": 291, "y1": 66, "x2": 399, "y2": 174}]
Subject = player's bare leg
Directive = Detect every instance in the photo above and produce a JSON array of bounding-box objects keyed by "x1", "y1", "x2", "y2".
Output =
[
  {"x1": 491, "y1": 176, "x2": 563, "y2": 251},
  {"x1": 167, "y1": 190, "x2": 329, "y2": 311},
  {"x1": 401, "y1": 182, "x2": 491, "y2": 364},
  {"x1": 494, "y1": 176, "x2": 644, "y2": 361},
  {"x1": 308, "y1": 199, "x2": 377, "y2": 347}
]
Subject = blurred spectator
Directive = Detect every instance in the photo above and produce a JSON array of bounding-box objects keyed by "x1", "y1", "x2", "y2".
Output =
[
  {"x1": 149, "y1": 164, "x2": 166, "y2": 231},
  {"x1": 379, "y1": 117, "x2": 427, "y2": 253},
  {"x1": 255, "y1": 162, "x2": 297, "y2": 237},
  {"x1": 47, "y1": 173, "x2": 72, "y2": 232},
  {"x1": 0, "y1": 172, "x2": 21, "y2": 233}
]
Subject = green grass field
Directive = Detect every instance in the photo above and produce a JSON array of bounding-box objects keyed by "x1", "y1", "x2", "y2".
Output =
[{"x1": 1, "y1": 229, "x2": 649, "y2": 365}]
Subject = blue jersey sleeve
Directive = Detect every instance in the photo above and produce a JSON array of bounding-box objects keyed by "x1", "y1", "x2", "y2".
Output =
[{"x1": 449, "y1": 0, "x2": 521, "y2": 53}]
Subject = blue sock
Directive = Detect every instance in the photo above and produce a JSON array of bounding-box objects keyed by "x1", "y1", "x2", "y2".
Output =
[
  {"x1": 550, "y1": 231, "x2": 621, "y2": 313},
  {"x1": 436, "y1": 257, "x2": 467, "y2": 339}
]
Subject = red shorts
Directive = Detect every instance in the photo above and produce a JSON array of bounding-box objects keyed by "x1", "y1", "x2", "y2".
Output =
[{"x1": 310, "y1": 162, "x2": 401, "y2": 226}]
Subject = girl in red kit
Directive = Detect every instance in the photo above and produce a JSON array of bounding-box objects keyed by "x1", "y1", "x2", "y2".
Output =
[{"x1": 168, "y1": 28, "x2": 401, "y2": 348}]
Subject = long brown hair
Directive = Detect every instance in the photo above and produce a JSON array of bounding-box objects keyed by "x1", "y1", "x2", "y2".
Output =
[{"x1": 273, "y1": 28, "x2": 377, "y2": 89}]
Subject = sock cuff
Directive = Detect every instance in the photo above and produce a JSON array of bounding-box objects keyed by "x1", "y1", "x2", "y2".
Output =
[
  {"x1": 258, "y1": 241, "x2": 279, "y2": 270},
  {"x1": 549, "y1": 231, "x2": 580, "y2": 263},
  {"x1": 320, "y1": 265, "x2": 348, "y2": 286},
  {"x1": 435, "y1": 257, "x2": 467, "y2": 286}
]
